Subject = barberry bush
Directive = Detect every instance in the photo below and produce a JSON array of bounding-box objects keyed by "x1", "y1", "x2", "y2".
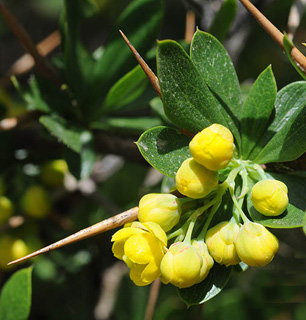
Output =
[{"x1": 1, "y1": 0, "x2": 306, "y2": 319}]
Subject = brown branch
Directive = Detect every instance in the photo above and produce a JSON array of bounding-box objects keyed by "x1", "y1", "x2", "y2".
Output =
[
  {"x1": 8, "y1": 207, "x2": 139, "y2": 265},
  {"x1": 0, "y1": 3, "x2": 61, "y2": 85},
  {"x1": 239, "y1": 0, "x2": 306, "y2": 73},
  {"x1": 185, "y1": 10, "x2": 196, "y2": 44},
  {"x1": 10, "y1": 31, "x2": 60, "y2": 77},
  {"x1": 119, "y1": 30, "x2": 161, "y2": 98},
  {"x1": 144, "y1": 279, "x2": 161, "y2": 320}
]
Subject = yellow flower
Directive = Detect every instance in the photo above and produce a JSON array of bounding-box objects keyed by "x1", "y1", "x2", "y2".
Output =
[
  {"x1": 138, "y1": 193, "x2": 181, "y2": 232},
  {"x1": 189, "y1": 124, "x2": 234, "y2": 171},
  {"x1": 111, "y1": 221, "x2": 167, "y2": 286},
  {"x1": 175, "y1": 158, "x2": 218, "y2": 199},
  {"x1": 205, "y1": 221, "x2": 241, "y2": 266},
  {"x1": 234, "y1": 222, "x2": 279, "y2": 267},
  {"x1": 0, "y1": 196, "x2": 14, "y2": 225},
  {"x1": 251, "y1": 179, "x2": 288, "y2": 216},
  {"x1": 160, "y1": 241, "x2": 213, "y2": 288}
]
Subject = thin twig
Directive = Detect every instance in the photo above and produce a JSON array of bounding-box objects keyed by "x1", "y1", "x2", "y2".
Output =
[
  {"x1": 119, "y1": 30, "x2": 161, "y2": 98},
  {"x1": 185, "y1": 10, "x2": 196, "y2": 44},
  {"x1": 144, "y1": 279, "x2": 161, "y2": 320},
  {"x1": 0, "y1": 2, "x2": 61, "y2": 85},
  {"x1": 10, "y1": 31, "x2": 60, "y2": 77},
  {"x1": 240, "y1": 0, "x2": 306, "y2": 73},
  {"x1": 8, "y1": 207, "x2": 139, "y2": 265}
]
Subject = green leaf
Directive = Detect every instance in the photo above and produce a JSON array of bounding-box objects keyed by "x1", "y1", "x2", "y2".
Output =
[
  {"x1": 61, "y1": 0, "x2": 95, "y2": 108},
  {"x1": 11, "y1": 76, "x2": 50, "y2": 112},
  {"x1": 40, "y1": 114, "x2": 84, "y2": 153},
  {"x1": 303, "y1": 212, "x2": 306, "y2": 235},
  {"x1": 252, "y1": 81, "x2": 306, "y2": 163},
  {"x1": 241, "y1": 66, "x2": 277, "y2": 158},
  {"x1": 247, "y1": 174, "x2": 305, "y2": 228},
  {"x1": 283, "y1": 33, "x2": 306, "y2": 80},
  {"x1": 0, "y1": 267, "x2": 32, "y2": 320},
  {"x1": 190, "y1": 30, "x2": 242, "y2": 147},
  {"x1": 91, "y1": 117, "x2": 162, "y2": 134},
  {"x1": 92, "y1": 0, "x2": 163, "y2": 110},
  {"x1": 150, "y1": 97, "x2": 173, "y2": 126},
  {"x1": 137, "y1": 126, "x2": 191, "y2": 178},
  {"x1": 209, "y1": 0, "x2": 238, "y2": 42},
  {"x1": 178, "y1": 264, "x2": 232, "y2": 307},
  {"x1": 157, "y1": 40, "x2": 230, "y2": 133},
  {"x1": 80, "y1": 131, "x2": 96, "y2": 179},
  {"x1": 102, "y1": 65, "x2": 148, "y2": 113}
]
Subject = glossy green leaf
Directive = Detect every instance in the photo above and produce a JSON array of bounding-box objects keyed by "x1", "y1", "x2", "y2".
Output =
[
  {"x1": 190, "y1": 30, "x2": 242, "y2": 147},
  {"x1": 157, "y1": 40, "x2": 229, "y2": 133},
  {"x1": 80, "y1": 131, "x2": 96, "y2": 179},
  {"x1": 178, "y1": 264, "x2": 232, "y2": 307},
  {"x1": 283, "y1": 33, "x2": 306, "y2": 80},
  {"x1": 103, "y1": 65, "x2": 148, "y2": 112},
  {"x1": 241, "y1": 66, "x2": 277, "y2": 158},
  {"x1": 252, "y1": 81, "x2": 306, "y2": 163},
  {"x1": 137, "y1": 126, "x2": 191, "y2": 178},
  {"x1": 247, "y1": 174, "x2": 305, "y2": 228},
  {"x1": 0, "y1": 267, "x2": 32, "y2": 320},
  {"x1": 303, "y1": 212, "x2": 306, "y2": 235},
  {"x1": 92, "y1": 0, "x2": 163, "y2": 109},
  {"x1": 40, "y1": 114, "x2": 83, "y2": 153},
  {"x1": 91, "y1": 117, "x2": 162, "y2": 134},
  {"x1": 209, "y1": 0, "x2": 238, "y2": 42}
]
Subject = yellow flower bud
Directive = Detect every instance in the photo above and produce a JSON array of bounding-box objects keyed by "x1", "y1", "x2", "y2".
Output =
[
  {"x1": 41, "y1": 159, "x2": 68, "y2": 187},
  {"x1": 251, "y1": 179, "x2": 288, "y2": 216},
  {"x1": 111, "y1": 221, "x2": 167, "y2": 286},
  {"x1": 0, "y1": 236, "x2": 29, "y2": 270},
  {"x1": 138, "y1": 193, "x2": 181, "y2": 232},
  {"x1": 189, "y1": 124, "x2": 234, "y2": 171},
  {"x1": 175, "y1": 158, "x2": 218, "y2": 199},
  {"x1": 11, "y1": 239, "x2": 29, "y2": 261},
  {"x1": 205, "y1": 221, "x2": 241, "y2": 266},
  {"x1": 160, "y1": 241, "x2": 213, "y2": 288},
  {"x1": 0, "y1": 196, "x2": 14, "y2": 225},
  {"x1": 191, "y1": 240, "x2": 214, "y2": 282},
  {"x1": 21, "y1": 185, "x2": 51, "y2": 219},
  {"x1": 234, "y1": 222, "x2": 279, "y2": 267}
]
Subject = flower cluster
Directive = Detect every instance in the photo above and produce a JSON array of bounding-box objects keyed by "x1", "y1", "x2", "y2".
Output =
[{"x1": 111, "y1": 124, "x2": 288, "y2": 288}]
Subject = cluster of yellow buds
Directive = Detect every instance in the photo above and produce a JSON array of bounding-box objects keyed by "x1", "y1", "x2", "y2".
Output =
[
  {"x1": 111, "y1": 123, "x2": 290, "y2": 289},
  {"x1": 176, "y1": 124, "x2": 234, "y2": 199},
  {"x1": 205, "y1": 220, "x2": 279, "y2": 267}
]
